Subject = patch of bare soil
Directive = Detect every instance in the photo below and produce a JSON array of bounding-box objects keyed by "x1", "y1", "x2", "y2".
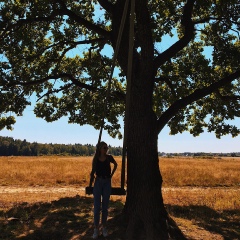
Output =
[
  {"x1": 1, "y1": 185, "x2": 238, "y2": 194},
  {"x1": 0, "y1": 185, "x2": 84, "y2": 194}
]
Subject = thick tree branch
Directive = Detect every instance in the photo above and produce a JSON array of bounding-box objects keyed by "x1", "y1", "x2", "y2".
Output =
[
  {"x1": 0, "y1": 11, "x2": 59, "y2": 41},
  {"x1": 194, "y1": 17, "x2": 228, "y2": 24},
  {"x1": 8, "y1": 73, "x2": 125, "y2": 101},
  {"x1": 8, "y1": 74, "x2": 96, "y2": 91},
  {"x1": 153, "y1": 0, "x2": 196, "y2": 73},
  {"x1": 1, "y1": 3, "x2": 110, "y2": 41},
  {"x1": 215, "y1": 89, "x2": 240, "y2": 101},
  {"x1": 156, "y1": 70, "x2": 240, "y2": 133},
  {"x1": 194, "y1": 17, "x2": 239, "y2": 30},
  {"x1": 37, "y1": 83, "x2": 73, "y2": 101},
  {"x1": 98, "y1": 0, "x2": 114, "y2": 13},
  {"x1": 55, "y1": 38, "x2": 106, "y2": 48},
  {"x1": 135, "y1": 0, "x2": 154, "y2": 64},
  {"x1": 56, "y1": 0, "x2": 110, "y2": 38},
  {"x1": 18, "y1": 38, "x2": 105, "y2": 63}
]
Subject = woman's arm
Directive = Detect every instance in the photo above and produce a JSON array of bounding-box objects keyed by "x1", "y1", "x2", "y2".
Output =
[
  {"x1": 110, "y1": 157, "x2": 118, "y2": 178},
  {"x1": 89, "y1": 157, "x2": 97, "y2": 186}
]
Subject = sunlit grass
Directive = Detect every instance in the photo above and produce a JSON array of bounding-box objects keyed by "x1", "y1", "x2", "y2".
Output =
[
  {"x1": 0, "y1": 156, "x2": 106, "y2": 186},
  {"x1": 1, "y1": 156, "x2": 239, "y2": 188},
  {"x1": 162, "y1": 187, "x2": 240, "y2": 211},
  {"x1": 160, "y1": 157, "x2": 240, "y2": 187}
]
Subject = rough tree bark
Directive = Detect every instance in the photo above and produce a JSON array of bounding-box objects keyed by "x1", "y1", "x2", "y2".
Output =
[{"x1": 121, "y1": 69, "x2": 186, "y2": 239}]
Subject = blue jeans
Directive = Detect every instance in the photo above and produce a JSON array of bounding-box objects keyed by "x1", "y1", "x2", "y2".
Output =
[{"x1": 93, "y1": 177, "x2": 111, "y2": 226}]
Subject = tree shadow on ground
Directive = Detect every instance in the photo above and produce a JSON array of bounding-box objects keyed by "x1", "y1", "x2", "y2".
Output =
[
  {"x1": 166, "y1": 204, "x2": 240, "y2": 240},
  {"x1": 0, "y1": 195, "x2": 126, "y2": 240},
  {"x1": 0, "y1": 196, "x2": 239, "y2": 240}
]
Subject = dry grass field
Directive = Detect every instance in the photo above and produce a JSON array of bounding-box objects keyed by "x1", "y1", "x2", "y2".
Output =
[{"x1": 0, "y1": 156, "x2": 239, "y2": 239}]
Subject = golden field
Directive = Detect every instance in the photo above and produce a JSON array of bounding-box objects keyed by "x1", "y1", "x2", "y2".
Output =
[
  {"x1": 0, "y1": 156, "x2": 239, "y2": 239},
  {"x1": 0, "y1": 156, "x2": 239, "y2": 188}
]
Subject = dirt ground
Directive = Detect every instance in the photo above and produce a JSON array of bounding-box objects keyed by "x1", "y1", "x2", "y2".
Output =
[{"x1": 1, "y1": 186, "x2": 238, "y2": 239}]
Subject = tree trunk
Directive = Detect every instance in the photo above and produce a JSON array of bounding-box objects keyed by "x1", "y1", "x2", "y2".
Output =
[
  {"x1": 113, "y1": 1, "x2": 186, "y2": 234},
  {"x1": 122, "y1": 74, "x2": 186, "y2": 239}
]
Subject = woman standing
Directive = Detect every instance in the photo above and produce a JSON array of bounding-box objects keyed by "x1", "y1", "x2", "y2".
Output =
[{"x1": 89, "y1": 141, "x2": 118, "y2": 239}]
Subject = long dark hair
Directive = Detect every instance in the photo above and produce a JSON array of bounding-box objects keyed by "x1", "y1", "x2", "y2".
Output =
[
  {"x1": 94, "y1": 141, "x2": 107, "y2": 159},
  {"x1": 91, "y1": 141, "x2": 108, "y2": 173}
]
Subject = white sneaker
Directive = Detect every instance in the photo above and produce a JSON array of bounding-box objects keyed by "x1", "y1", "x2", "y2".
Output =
[
  {"x1": 102, "y1": 227, "x2": 108, "y2": 237},
  {"x1": 92, "y1": 228, "x2": 99, "y2": 239}
]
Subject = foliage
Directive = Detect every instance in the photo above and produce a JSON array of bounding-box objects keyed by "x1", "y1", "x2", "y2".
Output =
[
  {"x1": 1, "y1": 2, "x2": 239, "y2": 237},
  {"x1": 0, "y1": 0, "x2": 239, "y2": 139}
]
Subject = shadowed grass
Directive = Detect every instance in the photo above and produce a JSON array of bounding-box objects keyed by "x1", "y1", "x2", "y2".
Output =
[
  {"x1": 0, "y1": 195, "x2": 239, "y2": 240},
  {"x1": 0, "y1": 195, "x2": 126, "y2": 240},
  {"x1": 166, "y1": 205, "x2": 240, "y2": 240}
]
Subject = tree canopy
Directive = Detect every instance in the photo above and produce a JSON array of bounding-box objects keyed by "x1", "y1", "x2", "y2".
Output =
[{"x1": 1, "y1": 0, "x2": 239, "y2": 139}]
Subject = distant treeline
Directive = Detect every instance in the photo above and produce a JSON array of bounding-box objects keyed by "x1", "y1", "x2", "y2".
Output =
[{"x1": 0, "y1": 136, "x2": 123, "y2": 156}]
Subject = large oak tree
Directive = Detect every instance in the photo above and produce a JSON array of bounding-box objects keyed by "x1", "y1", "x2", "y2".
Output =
[{"x1": 0, "y1": 0, "x2": 239, "y2": 239}]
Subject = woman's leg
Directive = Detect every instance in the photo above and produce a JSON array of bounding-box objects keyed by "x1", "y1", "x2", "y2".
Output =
[
  {"x1": 93, "y1": 178, "x2": 102, "y2": 227},
  {"x1": 101, "y1": 178, "x2": 111, "y2": 226}
]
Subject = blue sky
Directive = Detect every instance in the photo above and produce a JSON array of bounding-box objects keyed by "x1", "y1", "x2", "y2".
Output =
[{"x1": 1, "y1": 106, "x2": 239, "y2": 153}]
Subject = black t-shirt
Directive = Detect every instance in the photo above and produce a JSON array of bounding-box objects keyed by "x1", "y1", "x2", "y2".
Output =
[{"x1": 96, "y1": 155, "x2": 114, "y2": 178}]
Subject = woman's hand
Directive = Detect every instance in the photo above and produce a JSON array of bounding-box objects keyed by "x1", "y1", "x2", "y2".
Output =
[{"x1": 89, "y1": 173, "x2": 95, "y2": 187}]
